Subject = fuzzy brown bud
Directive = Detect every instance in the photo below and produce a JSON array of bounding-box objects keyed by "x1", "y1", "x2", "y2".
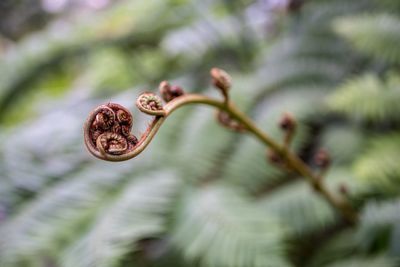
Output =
[
  {"x1": 159, "y1": 81, "x2": 185, "y2": 102},
  {"x1": 314, "y1": 149, "x2": 331, "y2": 168},
  {"x1": 279, "y1": 112, "x2": 296, "y2": 132},
  {"x1": 210, "y1": 67, "x2": 231, "y2": 99}
]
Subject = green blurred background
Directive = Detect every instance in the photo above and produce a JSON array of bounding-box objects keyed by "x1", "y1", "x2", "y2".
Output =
[{"x1": 1, "y1": 0, "x2": 400, "y2": 266}]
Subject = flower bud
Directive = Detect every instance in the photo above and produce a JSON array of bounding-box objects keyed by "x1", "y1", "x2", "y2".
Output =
[
  {"x1": 210, "y1": 67, "x2": 231, "y2": 97},
  {"x1": 159, "y1": 81, "x2": 185, "y2": 102},
  {"x1": 279, "y1": 112, "x2": 296, "y2": 132}
]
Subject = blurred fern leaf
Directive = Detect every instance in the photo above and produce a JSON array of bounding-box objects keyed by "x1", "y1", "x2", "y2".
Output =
[
  {"x1": 171, "y1": 185, "x2": 292, "y2": 267},
  {"x1": 328, "y1": 73, "x2": 400, "y2": 122},
  {"x1": 353, "y1": 134, "x2": 400, "y2": 188},
  {"x1": 333, "y1": 14, "x2": 400, "y2": 63},
  {"x1": 62, "y1": 173, "x2": 181, "y2": 267}
]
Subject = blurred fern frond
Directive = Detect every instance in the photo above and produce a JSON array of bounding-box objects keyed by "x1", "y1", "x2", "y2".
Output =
[
  {"x1": 320, "y1": 125, "x2": 365, "y2": 164},
  {"x1": 0, "y1": 162, "x2": 145, "y2": 266},
  {"x1": 333, "y1": 13, "x2": 400, "y2": 63},
  {"x1": 327, "y1": 73, "x2": 400, "y2": 122},
  {"x1": 62, "y1": 173, "x2": 181, "y2": 267},
  {"x1": 356, "y1": 199, "x2": 400, "y2": 253},
  {"x1": 171, "y1": 185, "x2": 292, "y2": 267},
  {"x1": 306, "y1": 229, "x2": 359, "y2": 267},
  {"x1": 353, "y1": 134, "x2": 400, "y2": 188},
  {"x1": 258, "y1": 179, "x2": 335, "y2": 235}
]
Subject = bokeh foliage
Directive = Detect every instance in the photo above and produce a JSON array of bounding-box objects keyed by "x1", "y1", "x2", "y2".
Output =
[{"x1": 1, "y1": 0, "x2": 400, "y2": 266}]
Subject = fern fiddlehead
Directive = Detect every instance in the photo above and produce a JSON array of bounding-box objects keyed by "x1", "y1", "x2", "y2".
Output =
[
  {"x1": 84, "y1": 103, "x2": 139, "y2": 160},
  {"x1": 136, "y1": 92, "x2": 166, "y2": 116},
  {"x1": 84, "y1": 93, "x2": 169, "y2": 162},
  {"x1": 83, "y1": 68, "x2": 359, "y2": 225}
]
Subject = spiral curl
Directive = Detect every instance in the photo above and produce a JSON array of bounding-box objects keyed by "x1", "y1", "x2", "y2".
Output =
[
  {"x1": 136, "y1": 92, "x2": 166, "y2": 116},
  {"x1": 84, "y1": 69, "x2": 231, "y2": 162},
  {"x1": 84, "y1": 68, "x2": 232, "y2": 162},
  {"x1": 84, "y1": 92, "x2": 170, "y2": 161},
  {"x1": 84, "y1": 103, "x2": 139, "y2": 160}
]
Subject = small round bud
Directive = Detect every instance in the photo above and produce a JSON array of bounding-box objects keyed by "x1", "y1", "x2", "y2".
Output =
[
  {"x1": 159, "y1": 81, "x2": 185, "y2": 102},
  {"x1": 210, "y1": 67, "x2": 231, "y2": 96},
  {"x1": 279, "y1": 112, "x2": 296, "y2": 132},
  {"x1": 314, "y1": 149, "x2": 331, "y2": 168}
]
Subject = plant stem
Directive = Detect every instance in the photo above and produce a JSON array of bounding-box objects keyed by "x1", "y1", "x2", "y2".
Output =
[{"x1": 165, "y1": 94, "x2": 359, "y2": 225}]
